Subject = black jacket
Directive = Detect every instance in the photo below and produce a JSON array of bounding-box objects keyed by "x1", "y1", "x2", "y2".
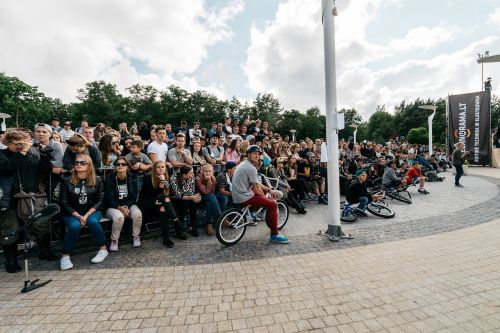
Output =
[
  {"x1": 346, "y1": 179, "x2": 371, "y2": 204},
  {"x1": 63, "y1": 145, "x2": 102, "y2": 171},
  {"x1": 104, "y1": 172, "x2": 137, "y2": 209},
  {"x1": 0, "y1": 147, "x2": 51, "y2": 195},
  {"x1": 59, "y1": 176, "x2": 104, "y2": 215},
  {"x1": 138, "y1": 176, "x2": 165, "y2": 208}
]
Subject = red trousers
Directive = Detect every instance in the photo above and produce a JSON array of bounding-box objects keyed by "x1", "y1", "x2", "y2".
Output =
[{"x1": 242, "y1": 195, "x2": 278, "y2": 235}]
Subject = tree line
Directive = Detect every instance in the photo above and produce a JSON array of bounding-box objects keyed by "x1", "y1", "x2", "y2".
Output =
[{"x1": 1, "y1": 72, "x2": 499, "y2": 145}]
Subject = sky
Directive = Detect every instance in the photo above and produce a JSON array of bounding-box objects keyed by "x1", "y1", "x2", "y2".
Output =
[{"x1": 1, "y1": 0, "x2": 500, "y2": 120}]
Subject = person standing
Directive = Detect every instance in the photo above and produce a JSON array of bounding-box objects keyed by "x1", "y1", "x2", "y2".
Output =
[{"x1": 452, "y1": 142, "x2": 469, "y2": 187}]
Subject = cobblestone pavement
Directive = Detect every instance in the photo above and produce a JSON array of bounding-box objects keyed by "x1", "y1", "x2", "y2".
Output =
[
  {"x1": 0, "y1": 168, "x2": 499, "y2": 332},
  {"x1": 25, "y1": 169, "x2": 500, "y2": 270}
]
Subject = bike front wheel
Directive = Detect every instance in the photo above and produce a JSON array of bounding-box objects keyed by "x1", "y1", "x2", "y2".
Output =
[
  {"x1": 367, "y1": 203, "x2": 395, "y2": 218},
  {"x1": 215, "y1": 209, "x2": 247, "y2": 246},
  {"x1": 386, "y1": 189, "x2": 412, "y2": 204}
]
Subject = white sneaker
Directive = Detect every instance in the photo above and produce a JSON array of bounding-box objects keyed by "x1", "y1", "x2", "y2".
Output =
[
  {"x1": 91, "y1": 249, "x2": 108, "y2": 263},
  {"x1": 132, "y1": 236, "x2": 141, "y2": 248},
  {"x1": 60, "y1": 256, "x2": 73, "y2": 271},
  {"x1": 109, "y1": 240, "x2": 119, "y2": 252}
]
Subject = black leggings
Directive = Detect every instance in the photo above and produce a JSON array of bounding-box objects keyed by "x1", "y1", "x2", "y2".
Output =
[
  {"x1": 288, "y1": 178, "x2": 307, "y2": 200},
  {"x1": 171, "y1": 198, "x2": 198, "y2": 226}
]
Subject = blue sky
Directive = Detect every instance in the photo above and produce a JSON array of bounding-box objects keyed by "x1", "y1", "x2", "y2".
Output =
[{"x1": 1, "y1": 0, "x2": 500, "y2": 120}]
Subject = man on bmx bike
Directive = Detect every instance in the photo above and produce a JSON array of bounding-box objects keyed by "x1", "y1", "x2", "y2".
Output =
[{"x1": 231, "y1": 145, "x2": 289, "y2": 244}]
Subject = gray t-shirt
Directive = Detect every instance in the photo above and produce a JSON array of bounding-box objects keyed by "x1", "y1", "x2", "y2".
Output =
[
  {"x1": 232, "y1": 160, "x2": 259, "y2": 204},
  {"x1": 202, "y1": 145, "x2": 223, "y2": 160},
  {"x1": 167, "y1": 146, "x2": 192, "y2": 164}
]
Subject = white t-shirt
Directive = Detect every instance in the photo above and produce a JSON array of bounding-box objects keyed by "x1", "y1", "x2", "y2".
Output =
[{"x1": 147, "y1": 141, "x2": 169, "y2": 162}]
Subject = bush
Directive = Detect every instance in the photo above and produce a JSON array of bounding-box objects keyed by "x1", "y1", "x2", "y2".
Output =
[{"x1": 407, "y1": 127, "x2": 428, "y2": 145}]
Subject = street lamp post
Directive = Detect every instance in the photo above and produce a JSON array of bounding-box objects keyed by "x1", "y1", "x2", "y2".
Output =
[
  {"x1": 477, "y1": 51, "x2": 500, "y2": 90},
  {"x1": 350, "y1": 125, "x2": 358, "y2": 143},
  {"x1": 290, "y1": 129, "x2": 297, "y2": 142},
  {"x1": 0, "y1": 113, "x2": 12, "y2": 132},
  {"x1": 418, "y1": 105, "x2": 436, "y2": 155}
]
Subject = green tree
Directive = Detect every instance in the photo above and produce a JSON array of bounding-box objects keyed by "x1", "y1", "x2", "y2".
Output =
[
  {"x1": 366, "y1": 107, "x2": 394, "y2": 143},
  {"x1": 407, "y1": 127, "x2": 428, "y2": 144},
  {"x1": 73, "y1": 81, "x2": 127, "y2": 128}
]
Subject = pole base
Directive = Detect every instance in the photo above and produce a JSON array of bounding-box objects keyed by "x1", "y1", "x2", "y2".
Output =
[
  {"x1": 21, "y1": 279, "x2": 52, "y2": 293},
  {"x1": 327, "y1": 224, "x2": 342, "y2": 242}
]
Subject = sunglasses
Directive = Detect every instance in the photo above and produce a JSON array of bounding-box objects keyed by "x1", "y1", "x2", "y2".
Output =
[
  {"x1": 75, "y1": 160, "x2": 88, "y2": 166},
  {"x1": 68, "y1": 142, "x2": 83, "y2": 147},
  {"x1": 115, "y1": 163, "x2": 128, "y2": 167}
]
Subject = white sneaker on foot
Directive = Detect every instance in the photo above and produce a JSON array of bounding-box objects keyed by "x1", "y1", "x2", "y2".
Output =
[
  {"x1": 109, "y1": 240, "x2": 118, "y2": 252},
  {"x1": 91, "y1": 249, "x2": 108, "y2": 263},
  {"x1": 132, "y1": 236, "x2": 141, "y2": 248},
  {"x1": 60, "y1": 256, "x2": 73, "y2": 271}
]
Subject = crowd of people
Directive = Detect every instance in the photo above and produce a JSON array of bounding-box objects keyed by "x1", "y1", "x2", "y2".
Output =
[{"x1": 0, "y1": 115, "x2": 468, "y2": 272}]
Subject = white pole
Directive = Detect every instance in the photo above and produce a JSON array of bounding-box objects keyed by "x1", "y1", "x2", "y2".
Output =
[
  {"x1": 353, "y1": 127, "x2": 358, "y2": 144},
  {"x1": 428, "y1": 110, "x2": 435, "y2": 155},
  {"x1": 322, "y1": 0, "x2": 342, "y2": 241}
]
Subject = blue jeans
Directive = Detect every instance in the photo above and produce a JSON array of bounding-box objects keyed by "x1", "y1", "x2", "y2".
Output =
[
  {"x1": 63, "y1": 211, "x2": 105, "y2": 254},
  {"x1": 357, "y1": 197, "x2": 369, "y2": 211},
  {"x1": 214, "y1": 192, "x2": 229, "y2": 212},
  {"x1": 455, "y1": 164, "x2": 464, "y2": 185},
  {"x1": 201, "y1": 193, "x2": 222, "y2": 225}
]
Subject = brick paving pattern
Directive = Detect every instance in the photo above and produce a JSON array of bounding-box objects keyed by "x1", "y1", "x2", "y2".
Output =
[{"x1": 0, "y1": 167, "x2": 499, "y2": 332}]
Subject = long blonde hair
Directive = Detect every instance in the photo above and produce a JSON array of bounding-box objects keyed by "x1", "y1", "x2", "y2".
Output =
[
  {"x1": 151, "y1": 160, "x2": 170, "y2": 196},
  {"x1": 70, "y1": 154, "x2": 97, "y2": 186}
]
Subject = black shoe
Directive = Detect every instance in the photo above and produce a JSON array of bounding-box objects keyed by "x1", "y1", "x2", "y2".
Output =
[
  {"x1": 318, "y1": 196, "x2": 328, "y2": 205},
  {"x1": 355, "y1": 210, "x2": 368, "y2": 217},
  {"x1": 163, "y1": 238, "x2": 174, "y2": 248},
  {"x1": 296, "y1": 208, "x2": 307, "y2": 214},
  {"x1": 455, "y1": 183, "x2": 464, "y2": 187},
  {"x1": 5, "y1": 260, "x2": 22, "y2": 273},
  {"x1": 39, "y1": 250, "x2": 59, "y2": 261},
  {"x1": 190, "y1": 227, "x2": 199, "y2": 237},
  {"x1": 175, "y1": 225, "x2": 188, "y2": 240}
]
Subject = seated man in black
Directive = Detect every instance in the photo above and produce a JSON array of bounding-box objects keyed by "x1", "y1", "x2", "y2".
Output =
[
  {"x1": 297, "y1": 153, "x2": 328, "y2": 204},
  {"x1": 346, "y1": 170, "x2": 380, "y2": 216}
]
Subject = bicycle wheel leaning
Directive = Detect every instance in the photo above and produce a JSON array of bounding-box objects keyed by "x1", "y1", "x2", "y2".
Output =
[
  {"x1": 340, "y1": 208, "x2": 358, "y2": 222},
  {"x1": 276, "y1": 199, "x2": 289, "y2": 230},
  {"x1": 215, "y1": 208, "x2": 247, "y2": 246},
  {"x1": 367, "y1": 202, "x2": 395, "y2": 218},
  {"x1": 386, "y1": 188, "x2": 412, "y2": 204}
]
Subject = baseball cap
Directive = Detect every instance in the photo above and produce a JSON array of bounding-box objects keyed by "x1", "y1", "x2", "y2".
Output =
[
  {"x1": 355, "y1": 170, "x2": 367, "y2": 177},
  {"x1": 225, "y1": 161, "x2": 237, "y2": 170}
]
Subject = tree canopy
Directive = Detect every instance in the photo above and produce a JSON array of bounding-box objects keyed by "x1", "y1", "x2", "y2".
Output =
[{"x1": 1, "y1": 72, "x2": 499, "y2": 144}]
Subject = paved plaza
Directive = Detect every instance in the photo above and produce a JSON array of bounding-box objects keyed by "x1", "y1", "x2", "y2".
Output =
[{"x1": 1, "y1": 167, "x2": 500, "y2": 332}]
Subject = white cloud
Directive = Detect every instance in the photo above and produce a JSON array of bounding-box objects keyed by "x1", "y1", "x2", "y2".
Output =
[
  {"x1": 390, "y1": 25, "x2": 460, "y2": 52},
  {"x1": 489, "y1": 6, "x2": 500, "y2": 25},
  {"x1": 0, "y1": 0, "x2": 244, "y2": 101},
  {"x1": 243, "y1": 0, "x2": 500, "y2": 120}
]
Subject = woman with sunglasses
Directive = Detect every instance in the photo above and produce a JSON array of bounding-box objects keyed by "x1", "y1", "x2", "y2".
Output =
[
  {"x1": 139, "y1": 161, "x2": 187, "y2": 247},
  {"x1": 104, "y1": 157, "x2": 143, "y2": 251},
  {"x1": 62, "y1": 134, "x2": 102, "y2": 171},
  {"x1": 59, "y1": 155, "x2": 107, "y2": 270},
  {"x1": 98, "y1": 134, "x2": 121, "y2": 168}
]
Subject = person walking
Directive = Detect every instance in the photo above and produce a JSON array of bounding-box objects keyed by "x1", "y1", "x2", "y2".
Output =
[{"x1": 452, "y1": 142, "x2": 469, "y2": 187}]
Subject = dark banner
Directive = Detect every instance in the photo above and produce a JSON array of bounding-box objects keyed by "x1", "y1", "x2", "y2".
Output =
[{"x1": 448, "y1": 91, "x2": 491, "y2": 165}]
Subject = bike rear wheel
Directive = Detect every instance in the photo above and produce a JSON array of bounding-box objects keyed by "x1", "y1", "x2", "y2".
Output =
[
  {"x1": 215, "y1": 209, "x2": 247, "y2": 246},
  {"x1": 277, "y1": 200, "x2": 289, "y2": 230},
  {"x1": 367, "y1": 203, "x2": 395, "y2": 218}
]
